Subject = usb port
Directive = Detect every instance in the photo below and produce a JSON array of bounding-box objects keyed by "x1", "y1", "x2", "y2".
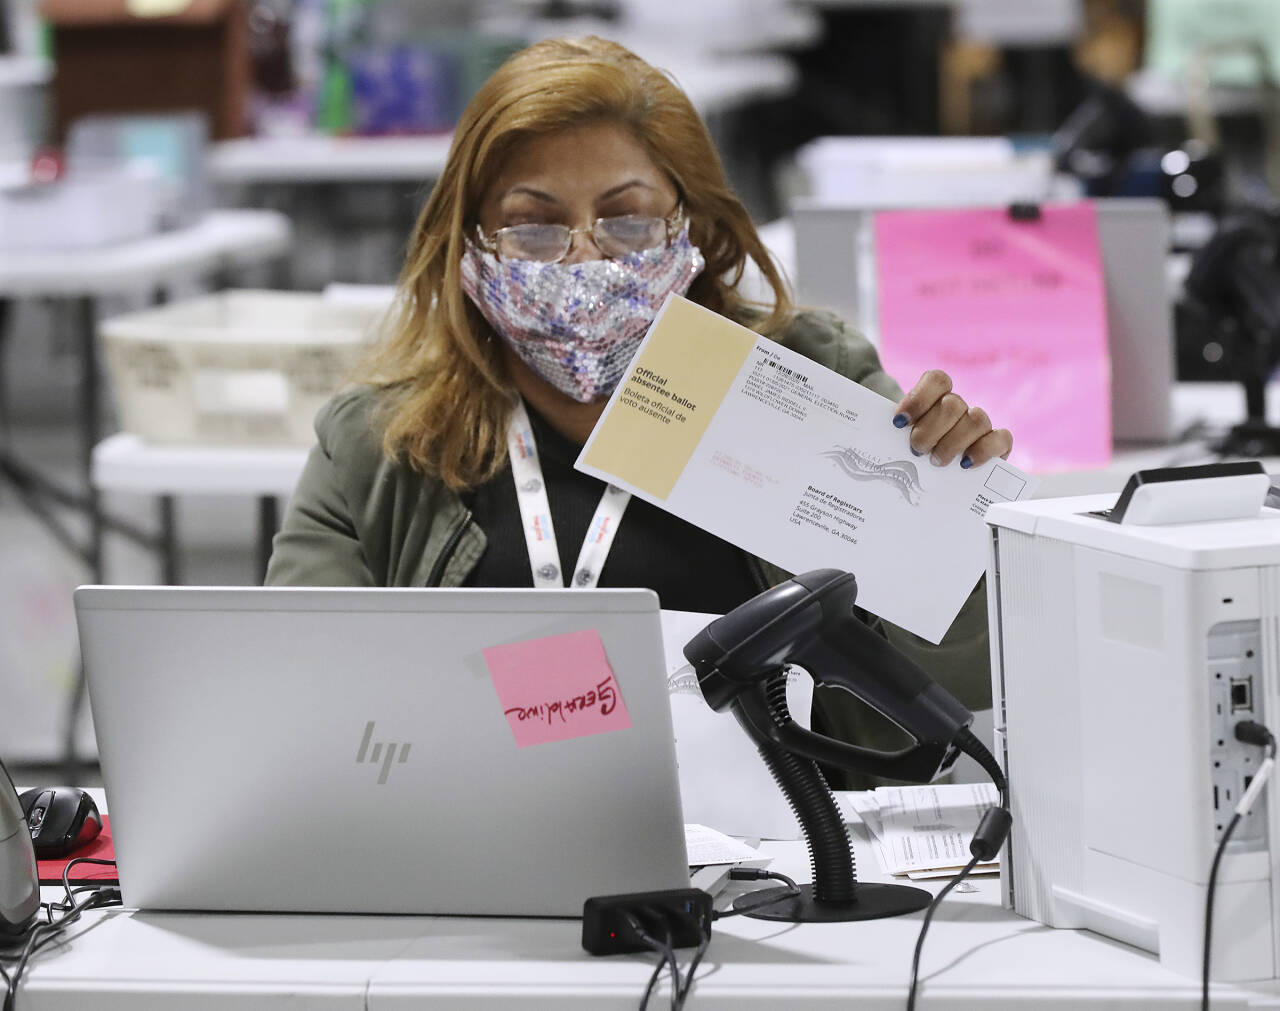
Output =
[{"x1": 1231, "y1": 677, "x2": 1254, "y2": 713}]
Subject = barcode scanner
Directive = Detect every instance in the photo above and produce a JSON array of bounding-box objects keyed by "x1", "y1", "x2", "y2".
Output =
[{"x1": 684, "y1": 568, "x2": 1009, "y2": 922}]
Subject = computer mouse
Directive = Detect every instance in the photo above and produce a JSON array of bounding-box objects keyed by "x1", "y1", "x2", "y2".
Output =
[{"x1": 18, "y1": 787, "x2": 102, "y2": 859}]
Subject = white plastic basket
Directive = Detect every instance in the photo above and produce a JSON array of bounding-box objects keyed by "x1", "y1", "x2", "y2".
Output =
[{"x1": 100, "y1": 289, "x2": 390, "y2": 446}]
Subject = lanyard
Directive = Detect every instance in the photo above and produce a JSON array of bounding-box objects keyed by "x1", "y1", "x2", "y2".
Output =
[{"x1": 507, "y1": 399, "x2": 631, "y2": 589}]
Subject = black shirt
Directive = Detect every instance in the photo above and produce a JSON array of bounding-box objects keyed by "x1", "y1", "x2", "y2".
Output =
[{"x1": 462, "y1": 402, "x2": 761, "y2": 613}]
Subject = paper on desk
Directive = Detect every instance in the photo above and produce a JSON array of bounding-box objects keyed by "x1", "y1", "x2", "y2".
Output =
[
  {"x1": 841, "y1": 783, "x2": 999, "y2": 877},
  {"x1": 662, "y1": 609, "x2": 810, "y2": 840},
  {"x1": 684, "y1": 823, "x2": 768, "y2": 867},
  {"x1": 577, "y1": 294, "x2": 1038, "y2": 643}
]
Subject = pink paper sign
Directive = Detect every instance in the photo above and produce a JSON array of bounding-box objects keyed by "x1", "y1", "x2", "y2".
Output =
[
  {"x1": 483, "y1": 629, "x2": 632, "y2": 748},
  {"x1": 874, "y1": 203, "x2": 1111, "y2": 472}
]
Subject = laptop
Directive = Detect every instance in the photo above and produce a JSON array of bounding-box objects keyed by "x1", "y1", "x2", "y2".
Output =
[
  {"x1": 792, "y1": 196, "x2": 1176, "y2": 444},
  {"x1": 75, "y1": 585, "x2": 690, "y2": 917}
]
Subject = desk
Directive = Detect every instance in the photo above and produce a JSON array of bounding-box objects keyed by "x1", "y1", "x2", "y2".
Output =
[
  {"x1": 209, "y1": 134, "x2": 454, "y2": 186},
  {"x1": 18, "y1": 825, "x2": 1280, "y2": 1008},
  {"x1": 0, "y1": 210, "x2": 292, "y2": 299}
]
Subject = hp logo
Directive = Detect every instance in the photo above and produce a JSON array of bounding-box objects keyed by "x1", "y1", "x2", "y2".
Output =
[{"x1": 356, "y1": 721, "x2": 412, "y2": 785}]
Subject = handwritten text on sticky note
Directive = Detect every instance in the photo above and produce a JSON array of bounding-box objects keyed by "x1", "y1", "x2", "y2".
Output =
[{"x1": 484, "y1": 629, "x2": 632, "y2": 748}]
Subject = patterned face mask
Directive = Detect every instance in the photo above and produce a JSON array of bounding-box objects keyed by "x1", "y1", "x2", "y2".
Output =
[{"x1": 460, "y1": 226, "x2": 705, "y2": 403}]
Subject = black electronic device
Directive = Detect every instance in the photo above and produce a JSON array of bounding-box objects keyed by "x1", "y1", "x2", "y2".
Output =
[
  {"x1": 581, "y1": 888, "x2": 713, "y2": 956},
  {"x1": 19, "y1": 786, "x2": 102, "y2": 859},
  {"x1": 683, "y1": 568, "x2": 1008, "y2": 924},
  {"x1": 1184, "y1": 212, "x2": 1280, "y2": 456},
  {"x1": 686, "y1": 568, "x2": 973, "y2": 783},
  {"x1": 0, "y1": 758, "x2": 40, "y2": 935},
  {"x1": 1053, "y1": 78, "x2": 1155, "y2": 197}
]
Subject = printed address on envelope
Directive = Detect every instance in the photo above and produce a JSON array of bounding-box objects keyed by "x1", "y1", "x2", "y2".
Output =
[{"x1": 576, "y1": 294, "x2": 1037, "y2": 644}]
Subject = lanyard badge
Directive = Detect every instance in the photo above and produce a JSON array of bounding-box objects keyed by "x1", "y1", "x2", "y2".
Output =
[{"x1": 506, "y1": 399, "x2": 631, "y2": 589}]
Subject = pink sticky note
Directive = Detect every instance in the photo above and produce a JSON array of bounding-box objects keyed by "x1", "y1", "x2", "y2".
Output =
[
  {"x1": 874, "y1": 203, "x2": 1111, "y2": 472},
  {"x1": 484, "y1": 629, "x2": 632, "y2": 748}
]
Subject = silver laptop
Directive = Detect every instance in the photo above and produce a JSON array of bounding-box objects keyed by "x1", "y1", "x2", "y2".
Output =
[
  {"x1": 75, "y1": 585, "x2": 690, "y2": 917},
  {"x1": 792, "y1": 196, "x2": 1176, "y2": 444}
]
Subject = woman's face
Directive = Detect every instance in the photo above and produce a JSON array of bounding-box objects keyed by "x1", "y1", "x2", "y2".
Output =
[{"x1": 476, "y1": 121, "x2": 680, "y2": 265}]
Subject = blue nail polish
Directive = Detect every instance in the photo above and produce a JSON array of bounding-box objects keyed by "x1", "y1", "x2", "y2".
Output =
[
  {"x1": 892, "y1": 413, "x2": 909, "y2": 428},
  {"x1": 910, "y1": 447, "x2": 924, "y2": 457},
  {"x1": 961, "y1": 456, "x2": 973, "y2": 469}
]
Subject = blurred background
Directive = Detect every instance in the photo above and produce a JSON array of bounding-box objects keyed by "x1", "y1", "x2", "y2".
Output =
[{"x1": 4, "y1": 0, "x2": 1280, "y2": 780}]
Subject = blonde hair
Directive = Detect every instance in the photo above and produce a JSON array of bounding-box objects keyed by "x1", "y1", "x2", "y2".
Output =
[{"x1": 362, "y1": 35, "x2": 793, "y2": 490}]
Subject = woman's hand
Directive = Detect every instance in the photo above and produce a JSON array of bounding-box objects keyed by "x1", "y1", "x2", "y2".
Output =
[{"x1": 891, "y1": 370, "x2": 1012, "y2": 469}]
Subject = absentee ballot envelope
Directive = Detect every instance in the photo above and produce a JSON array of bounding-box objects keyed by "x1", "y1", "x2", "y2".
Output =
[{"x1": 576, "y1": 294, "x2": 1038, "y2": 644}]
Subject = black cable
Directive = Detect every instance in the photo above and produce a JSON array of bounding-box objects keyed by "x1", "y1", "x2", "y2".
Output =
[
  {"x1": 712, "y1": 868, "x2": 801, "y2": 920},
  {"x1": 662, "y1": 869, "x2": 801, "y2": 1007},
  {"x1": 955, "y1": 726, "x2": 1010, "y2": 812},
  {"x1": 1202, "y1": 811, "x2": 1242, "y2": 1011},
  {"x1": 627, "y1": 913, "x2": 680, "y2": 1011},
  {"x1": 638, "y1": 951, "x2": 667, "y2": 1011},
  {"x1": 1202, "y1": 721, "x2": 1276, "y2": 1011},
  {"x1": 61, "y1": 858, "x2": 118, "y2": 911},
  {"x1": 656, "y1": 928, "x2": 679, "y2": 1011},
  {"x1": 904, "y1": 727, "x2": 1012, "y2": 1010},
  {"x1": 675, "y1": 926, "x2": 711, "y2": 1008},
  {"x1": 906, "y1": 851, "x2": 983, "y2": 1011},
  {"x1": 0, "y1": 884, "x2": 121, "y2": 1011}
]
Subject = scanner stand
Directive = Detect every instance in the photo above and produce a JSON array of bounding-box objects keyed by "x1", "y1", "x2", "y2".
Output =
[
  {"x1": 685, "y1": 568, "x2": 977, "y2": 923},
  {"x1": 729, "y1": 672, "x2": 931, "y2": 922}
]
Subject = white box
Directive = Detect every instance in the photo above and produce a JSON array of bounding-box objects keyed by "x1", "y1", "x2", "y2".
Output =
[
  {"x1": 795, "y1": 136, "x2": 1063, "y2": 207},
  {"x1": 101, "y1": 290, "x2": 388, "y2": 446},
  {"x1": 0, "y1": 164, "x2": 160, "y2": 250},
  {"x1": 986, "y1": 494, "x2": 1280, "y2": 982}
]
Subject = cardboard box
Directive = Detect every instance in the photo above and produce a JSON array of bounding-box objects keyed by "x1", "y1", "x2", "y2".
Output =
[{"x1": 41, "y1": 0, "x2": 249, "y2": 141}]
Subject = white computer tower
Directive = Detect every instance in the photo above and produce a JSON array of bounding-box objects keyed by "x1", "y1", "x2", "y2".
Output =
[{"x1": 986, "y1": 494, "x2": 1280, "y2": 981}]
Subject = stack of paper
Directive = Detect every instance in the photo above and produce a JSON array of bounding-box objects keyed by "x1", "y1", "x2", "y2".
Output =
[
  {"x1": 840, "y1": 783, "x2": 1000, "y2": 880},
  {"x1": 684, "y1": 823, "x2": 767, "y2": 868}
]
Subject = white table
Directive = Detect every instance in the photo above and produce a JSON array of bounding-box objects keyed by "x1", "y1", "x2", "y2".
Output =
[
  {"x1": 92, "y1": 435, "x2": 309, "y2": 583},
  {"x1": 0, "y1": 209, "x2": 292, "y2": 298},
  {"x1": 89, "y1": 381, "x2": 1280, "y2": 584},
  {"x1": 208, "y1": 134, "x2": 455, "y2": 186},
  {"x1": 17, "y1": 825, "x2": 1280, "y2": 1009}
]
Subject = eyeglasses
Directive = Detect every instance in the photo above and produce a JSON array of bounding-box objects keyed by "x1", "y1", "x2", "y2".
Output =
[{"x1": 476, "y1": 206, "x2": 685, "y2": 263}]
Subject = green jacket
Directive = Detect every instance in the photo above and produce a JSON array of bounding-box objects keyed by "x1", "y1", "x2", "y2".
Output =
[{"x1": 265, "y1": 309, "x2": 993, "y2": 787}]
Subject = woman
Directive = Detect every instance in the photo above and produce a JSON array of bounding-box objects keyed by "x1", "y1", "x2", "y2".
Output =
[{"x1": 266, "y1": 36, "x2": 1012, "y2": 780}]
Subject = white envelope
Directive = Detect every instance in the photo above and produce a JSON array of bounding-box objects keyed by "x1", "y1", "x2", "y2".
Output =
[{"x1": 579, "y1": 295, "x2": 1038, "y2": 643}]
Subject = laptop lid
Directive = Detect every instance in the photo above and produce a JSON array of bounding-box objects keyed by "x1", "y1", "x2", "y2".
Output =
[{"x1": 75, "y1": 585, "x2": 690, "y2": 917}]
